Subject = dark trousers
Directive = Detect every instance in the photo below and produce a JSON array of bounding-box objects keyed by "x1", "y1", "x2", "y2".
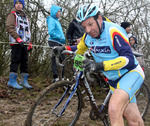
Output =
[
  {"x1": 10, "y1": 44, "x2": 28, "y2": 73},
  {"x1": 48, "y1": 41, "x2": 65, "y2": 79}
]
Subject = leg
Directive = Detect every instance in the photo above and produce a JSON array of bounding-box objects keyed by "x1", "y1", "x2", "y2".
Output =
[
  {"x1": 108, "y1": 89, "x2": 129, "y2": 126},
  {"x1": 51, "y1": 55, "x2": 58, "y2": 81},
  {"x1": 10, "y1": 45, "x2": 22, "y2": 73},
  {"x1": 20, "y1": 45, "x2": 28, "y2": 73},
  {"x1": 20, "y1": 46, "x2": 32, "y2": 89},
  {"x1": 123, "y1": 102, "x2": 144, "y2": 126},
  {"x1": 48, "y1": 40, "x2": 62, "y2": 82},
  {"x1": 60, "y1": 53, "x2": 65, "y2": 78},
  {"x1": 8, "y1": 45, "x2": 23, "y2": 89},
  {"x1": 108, "y1": 65, "x2": 145, "y2": 126}
]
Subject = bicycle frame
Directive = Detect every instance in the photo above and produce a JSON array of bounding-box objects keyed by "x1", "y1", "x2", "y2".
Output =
[
  {"x1": 52, "y1": 70, "x2": 82, "y2": 117},
  {"x1": 52, "y1": 67, "x2": 111, "y2": 120},
  {"x1": 25, "y1": 50, "x2": 149, "y2": 126}
]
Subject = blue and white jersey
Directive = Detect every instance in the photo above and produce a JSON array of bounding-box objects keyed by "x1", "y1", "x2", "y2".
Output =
[{"x1": 76, "y1": 21, "x2": 139, "y2": 81}]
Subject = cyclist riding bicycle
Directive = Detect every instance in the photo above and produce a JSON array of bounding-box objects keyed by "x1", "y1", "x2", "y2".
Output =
[{"x1": 53, "y1": 4, "x2": 145, "y2": 126}]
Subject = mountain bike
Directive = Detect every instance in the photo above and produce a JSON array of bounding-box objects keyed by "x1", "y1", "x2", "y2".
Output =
[{"x1": 25, "y1": 50, "x2": 149, "y2": 126}]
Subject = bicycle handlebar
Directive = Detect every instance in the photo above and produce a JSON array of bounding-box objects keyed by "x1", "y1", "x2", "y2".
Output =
[
  {"x1": 132, "y1": 51, "x2": 143, "y2": 57},
  {"x1": 57, "y1": 50, "x2": 95, "y2": 82},
  {"x1": 55, "y1": 49, "x2": 142, "y2": 82}
]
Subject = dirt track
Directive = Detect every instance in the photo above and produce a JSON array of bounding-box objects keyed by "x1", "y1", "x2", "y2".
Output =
[
  {"x1": 0, "y1": 76, "x2": 104, "y2": 126},
  {"x1": 0, "y1": 76, "x2": 150, "y2": 126}
]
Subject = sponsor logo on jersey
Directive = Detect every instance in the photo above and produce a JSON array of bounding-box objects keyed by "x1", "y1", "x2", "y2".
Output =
[{"x1": 90, "y1": 46, "x2": 111, "y2": 53}]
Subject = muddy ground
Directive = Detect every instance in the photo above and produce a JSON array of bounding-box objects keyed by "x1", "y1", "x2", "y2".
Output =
[
  {"x1": 0, "y1": 76, "x2": 104, "y2": 126},
  {"x1": 0, "y1": 76, "x2": 150, "y2": 126}
]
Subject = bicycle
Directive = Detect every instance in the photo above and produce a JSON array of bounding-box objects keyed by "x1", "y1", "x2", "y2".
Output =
[
  {"x1": 60, "y1": 50, "x2": 149, "y2": 121},
  {"x1": 25, "y1": 50, "x2": 150, "y2": 126}
]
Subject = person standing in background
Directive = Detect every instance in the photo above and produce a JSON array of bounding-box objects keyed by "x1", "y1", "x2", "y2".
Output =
[
  {"x1": 66, "y1": 18, "x2": 85, "y2": 45},
  {"x1": 46, "y1": 5, "x2": 66, "y2": 83},
  {"x1": 129, "y1": 36, "x2": 145, "y2": 70},
  {"x1": 6, "y1": 0, "x2": 32, "y2": 89},
  {"x1": 121, "y1": 21, "x2": 132, "y2": 38}
]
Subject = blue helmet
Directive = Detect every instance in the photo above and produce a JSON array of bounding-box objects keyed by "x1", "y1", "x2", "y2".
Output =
[
  {"x1": 14, "y1": 0, "x2": 25, "y2": 8},
  {"x1": 76, "y1": 4, "x2": 99, "y2": 23}
]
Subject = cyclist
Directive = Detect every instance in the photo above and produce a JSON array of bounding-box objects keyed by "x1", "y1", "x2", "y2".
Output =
[
  {"x1": 66, "y1": 15, "x2": 111, "y2": 46},
  {"x1": 53, "y1": 4, "x2": 145, "y2": 126}
]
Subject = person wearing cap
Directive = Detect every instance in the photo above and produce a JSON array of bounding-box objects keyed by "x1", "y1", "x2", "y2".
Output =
[
  {"x1": 46, "y1": 5, "x2": 66, "y2": 83},
  {"x1": 121, "y1": 21, "x2": 132, "y2": 38},
  {"x1": 6, "y1": 0, "x2": 32, "y2": 89},
  {"x1": 53, "y1": 4, "x2": 145, "y2": 126}
]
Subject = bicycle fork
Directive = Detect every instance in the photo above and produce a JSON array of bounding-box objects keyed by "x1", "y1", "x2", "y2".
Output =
[{"x1": 51, "y1": 72, "x2": 82, "y2": 117}]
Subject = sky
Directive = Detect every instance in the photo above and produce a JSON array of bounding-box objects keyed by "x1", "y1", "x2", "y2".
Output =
[{"x1": 43, "y1": 0, "x2": 51, "y2": 10}]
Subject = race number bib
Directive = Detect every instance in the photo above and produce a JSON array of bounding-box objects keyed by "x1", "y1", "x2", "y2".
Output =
[{"x1": 74, "y1": 54, "x2": 85, "y2": 71}]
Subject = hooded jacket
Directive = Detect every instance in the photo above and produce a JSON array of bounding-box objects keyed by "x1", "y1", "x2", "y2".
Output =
[{"x1": 46, "y1": 5, "x2": 65, "y2": 44}]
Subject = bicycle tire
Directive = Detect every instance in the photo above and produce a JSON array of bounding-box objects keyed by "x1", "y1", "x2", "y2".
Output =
[
  {"x1": 136, "y1": 82, "x2": 150, "y2": 119},
  {"x1": 25, "y1": 80, "x2": 83, "y2": 126},
  {"x1": 60, "y1": 55, "x2": 75, "y2": 81},
  {"x1": 102, "y1": 82, "x2": 150, "y2": 126}
]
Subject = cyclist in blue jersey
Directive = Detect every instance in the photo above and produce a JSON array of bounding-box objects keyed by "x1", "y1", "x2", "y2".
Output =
[{"x1": 53, "y1": 4, "x2": 145, "y2": 126}]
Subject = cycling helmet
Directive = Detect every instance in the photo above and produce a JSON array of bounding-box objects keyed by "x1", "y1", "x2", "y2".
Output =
[{"x1": 76, "y1": 4, "x2": 99, "y2": 23}]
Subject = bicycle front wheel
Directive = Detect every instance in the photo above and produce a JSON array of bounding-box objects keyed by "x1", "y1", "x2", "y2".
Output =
[{"x1": 25, "y1": 81, "x2": 83, "y2": 126}]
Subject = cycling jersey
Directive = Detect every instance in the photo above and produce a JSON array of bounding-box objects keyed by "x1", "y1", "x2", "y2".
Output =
[
  {"x1": 74, "y1": 21, "x2": 139, "y2": 81},
  {"x1": 65, "y1": 20, "x2": 145, "y2": 103}
]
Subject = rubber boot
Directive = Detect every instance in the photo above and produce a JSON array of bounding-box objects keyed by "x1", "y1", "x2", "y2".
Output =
[
  {"x1": 20, "y1": 73, "x2": 32, "y2": 89},
  {"x1": 8, "y1": 72, "x2": 23, "y2": 89}
]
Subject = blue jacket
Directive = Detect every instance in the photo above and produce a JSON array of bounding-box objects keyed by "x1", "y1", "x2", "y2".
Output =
[{"x1": 46, "y1": 5, "x2": 65, "y2": 44}]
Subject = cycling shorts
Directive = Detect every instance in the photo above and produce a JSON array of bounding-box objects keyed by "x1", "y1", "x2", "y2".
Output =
[{"x1": 108, "y1": 64, "x2": 145, "y2": 103}]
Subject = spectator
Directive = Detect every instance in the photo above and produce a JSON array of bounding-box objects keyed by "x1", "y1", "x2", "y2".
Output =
[
  {"x1": 129, "y1": 36, "x2": 145, "y2": 69},
  {"x1": 121, "y1": 21, "x2": 132, "y2": 38},
  {"x1": 6, "y1": 0, "x2": 32, "y2": 89},
  {"x1": 46, "y1": 5, "x2": 66, "y2": 83},
  {"x1": 66, "y1": 19, "x2": 85, "y2": 45}
]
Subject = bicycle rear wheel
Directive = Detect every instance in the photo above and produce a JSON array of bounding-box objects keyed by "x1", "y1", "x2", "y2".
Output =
[
  {"x1": 136, "y1": 82, "x2": 150, "y2": 119},
  {"x1": 25, "y1": 81, "x2": 83, "y2": 126},
  {"x1": 103, "y1": 82, "x2": 150, "y2": 126}
]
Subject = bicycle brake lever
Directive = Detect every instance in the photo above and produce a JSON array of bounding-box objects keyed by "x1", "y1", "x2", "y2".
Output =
[{"x1": 62, "y1": 50, "x2": 74, "y2": 55}]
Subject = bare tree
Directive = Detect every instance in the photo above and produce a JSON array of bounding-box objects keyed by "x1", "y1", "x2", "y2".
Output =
[{"x1": 0, "y1": 0, "x2": 150, "y2": 82}]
